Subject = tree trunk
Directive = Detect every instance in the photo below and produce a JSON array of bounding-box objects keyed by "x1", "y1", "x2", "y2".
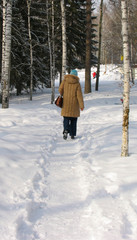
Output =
[
  {"x1": 84, "y1": 0, "x2": 91, "y2": 94},
  {"x1": 46, "y1": 1, "x2": 52, "y2": 86},
  {"x1": 61, "y1": 0, "x2": 67, "y2": 81},
  {"x1": 1, "y1": 0, "x2": 6, "y2": 94},
  {"x1": 47, "y1": 0, "x2": 55, "y2": 103},
  {"x1": 51, "y1": 0, "x2": 55, "y2": 104},
  {"x1": 27, "y1": 0, "x2": 33, "y2": 101},
  {"x1": 129, "y1": 35, "x2": 134, "y2": 84},
  {"x1": 121, "y1": 0, "x2": 130, "y2": 157},
  {"x1": 0, "y1": 7, "x2": 2, "y2": 76},
  {"x1": 95, "y1": 0, "x2": 103, "y2": 91},
  {"x1": 1, "y1": 0, "x2": 12, "y2": 108}
]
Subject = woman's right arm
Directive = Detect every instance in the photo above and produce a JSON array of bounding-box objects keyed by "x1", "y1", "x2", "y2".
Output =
[{"x1": 77, "y1": 84, "x2": 84, "y2": 109}]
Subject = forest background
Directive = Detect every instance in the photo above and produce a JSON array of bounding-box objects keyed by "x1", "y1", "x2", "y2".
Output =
[{"x1": 0, "y1": 0, "x2": 137, "y2": 96}]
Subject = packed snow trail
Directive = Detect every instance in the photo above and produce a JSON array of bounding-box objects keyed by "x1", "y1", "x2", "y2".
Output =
[
  {"x1": 14, "y1": 125, "x2": 96, "y2": 240},
  {"x1": 15, "y1": 116, "x2": 137, "y2": 240},
  {"x1": 14, "y1": 117, "x2": 137, "y2": 240}
]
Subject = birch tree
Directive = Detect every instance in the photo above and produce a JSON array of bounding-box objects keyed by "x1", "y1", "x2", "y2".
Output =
[
  {"x1": 95, "y1": 0, "x2": 103, "y2": 91},
  {"x1": 0, "y1": 7, "x2": 2, "y2": 77},
  {"x1": 1, "y1": 0, "x2": 12, "y2": 108},
  {"x1": 27, "y1": 0, "x2": 33, "y2": 101},
  {"x1": 61, "y1": 0, "x2": 67, "y2": 81},
  {"x1": 46, "y1": 0, "x2": 55, "y2": 104},
  {"x1": 51, "y1": 0, "x2": 55, "y2": 103},
  {"x1": 84, "y1": 0, "x2": 91, "y2": 94},
  {"x1": 121, "y1": 0, "x2": 130, "y2": 157},
  {"x1": 46, "y1": 0, "x2": 52, "y2": 97}
]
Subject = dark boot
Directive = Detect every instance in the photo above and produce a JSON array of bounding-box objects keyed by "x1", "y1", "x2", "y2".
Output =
[{"x1": 63, "y1": 130, "x2": 68, "y2": 140}]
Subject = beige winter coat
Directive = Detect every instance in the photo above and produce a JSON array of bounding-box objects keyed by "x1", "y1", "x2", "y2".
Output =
[{"x1": 59, "y1": 74, "x2": 84, "y2": 117}]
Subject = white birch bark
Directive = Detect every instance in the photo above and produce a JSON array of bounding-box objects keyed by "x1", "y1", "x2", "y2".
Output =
[
  {"x1": 84, "y1": 0, "x2": 91, "y2": 94},
  {"x1": 46, "y1": 0, "x2": 53, "y2": 90},
  {"x1": 46, "y1": 0, "x2": 55, "y2": 104},
  {"x1": 1, "y1": 0, "x2": 12, "y2": 108},
  {"x1": 27, "y1": 0, "x2": 33, "y2": 101},
  {"x1": 121, "y1": 0, "x2": 130, "y2": 157},
  {"x1": 1, "y1": 0, "x2": 6, "y2": 92},
  {"x1": 61, "y1": 0, "x2": 67, "y2": 81},
  {"x1": 51, "y1": 0, "x2": 55, "y2": 104}
]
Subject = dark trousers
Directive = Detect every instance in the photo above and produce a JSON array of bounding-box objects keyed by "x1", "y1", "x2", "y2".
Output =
[{"x1": 63, "y1": 117, "x2": 77, "y2": 136}]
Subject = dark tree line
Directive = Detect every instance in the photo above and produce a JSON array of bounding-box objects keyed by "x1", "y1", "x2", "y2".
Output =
[{"x1": 0, "y1": 0, "x2": 97, "y2": 96}]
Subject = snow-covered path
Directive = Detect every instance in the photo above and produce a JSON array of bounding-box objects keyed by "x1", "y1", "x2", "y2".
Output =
[
  {"x1": 15, "y1": 117, "x2": 137, "y2": 240},
  {"x1": 0, "y1": 66, "x2": 137, "y2": 240}
]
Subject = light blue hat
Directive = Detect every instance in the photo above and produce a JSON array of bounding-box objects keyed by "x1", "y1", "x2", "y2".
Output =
[{"x1": 70, "y1": 69, "x2": 78, "y2": 76}]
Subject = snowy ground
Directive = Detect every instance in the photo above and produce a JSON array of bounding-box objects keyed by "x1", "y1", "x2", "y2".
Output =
[{"x1": 0, "y1": 65, "x2": 137, "y2": 240}]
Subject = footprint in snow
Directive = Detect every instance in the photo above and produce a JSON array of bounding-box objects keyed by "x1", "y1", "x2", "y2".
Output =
[
  {"x1": 103, "y1": 172, "x2": 118, "y2": 182},
  {"x1": 26, "y1": 201, "x2": 46, "y2": 223}
]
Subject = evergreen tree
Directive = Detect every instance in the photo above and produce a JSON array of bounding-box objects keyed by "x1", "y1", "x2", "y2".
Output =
[
  {"x1": 11, "y1": 0, "x2": 51, "y2": 94},
  {"x1": 66, "y1": 0, "x2": 86, "y2": 71},
  {"x1": 66, "y1": 0, "x2": 97, "y2": 71},
  {"x1": 11, "y1": 2, "x2": 30, "y2": 95},
  {"x1": 0, "y1": 0, "x2": 97, "y2": 96},
  {"x1": 26, "y1": 0, "x2": 50, "y2": 89}
]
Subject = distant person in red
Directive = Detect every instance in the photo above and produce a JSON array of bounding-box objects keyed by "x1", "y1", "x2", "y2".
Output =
[{"x1": 93, "y1": 72, "x2": 96, "y2": 79}]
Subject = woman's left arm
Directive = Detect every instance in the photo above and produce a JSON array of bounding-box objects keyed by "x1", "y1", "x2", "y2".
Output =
[{"x1": 59, "y1": 80, "x2": 65, "y2": 96}]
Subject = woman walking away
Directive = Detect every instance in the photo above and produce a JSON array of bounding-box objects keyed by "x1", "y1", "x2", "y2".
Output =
[{"x1": 59, "y1": 69, "x2": 84, "y2": 140}]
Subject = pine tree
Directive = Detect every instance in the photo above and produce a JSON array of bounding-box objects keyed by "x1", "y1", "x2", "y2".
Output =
[
  {"x1": 11, "y1": 0, "x2": 50, "y2": 94},
  {"x1": 0, "y1": 0, "x2": 97, "y2": 96},
  {"x1": 11, "y1": 3, "x2": 30, "y2": 95},
  {"x1": 66, "y1": 0, "x2": 97, "y2": 71},
  {"x1": 66, "y1": 0, "x2": 86, "y2": 71},
  {"x1": 27, "y1": 0, "x2": 50, "y2": 89}
]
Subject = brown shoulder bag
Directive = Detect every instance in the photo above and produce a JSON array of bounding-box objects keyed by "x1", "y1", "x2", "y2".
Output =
[{"x1": 55, "y1": 96, "x2": 63, "y2": 108}]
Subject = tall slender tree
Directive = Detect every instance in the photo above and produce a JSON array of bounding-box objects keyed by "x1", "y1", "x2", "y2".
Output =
[
  {"x1": 95, "y1": 0, "x2": 103, "y2": 91},
  {"x1": 51, "y1": 0, "x2": 55, "y2": 103},
  {"x1": 1, "y1": 0, "x2": 12, "y2": 108},
  {"x1": 61, "y1": 0, "x2": 67, "y2": 81},
  {"x1": 0, "y1": 6, "x2": 2, "y2": 80},
  {"x1": 84, "y1": 0, "x2": 91, "y2": 94},
  {"x1": 46, "y1": 0, "x2": 55, "y2": 104},
  {"x1": 46, "y1": 0, "x2": 53, "y2": 98},
  {"x1": 121, "y1": 0, "x2": 130, "y2": 157},
  {"x1": 27, "y1": 0, "x2": 33, "y2": 101}
]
